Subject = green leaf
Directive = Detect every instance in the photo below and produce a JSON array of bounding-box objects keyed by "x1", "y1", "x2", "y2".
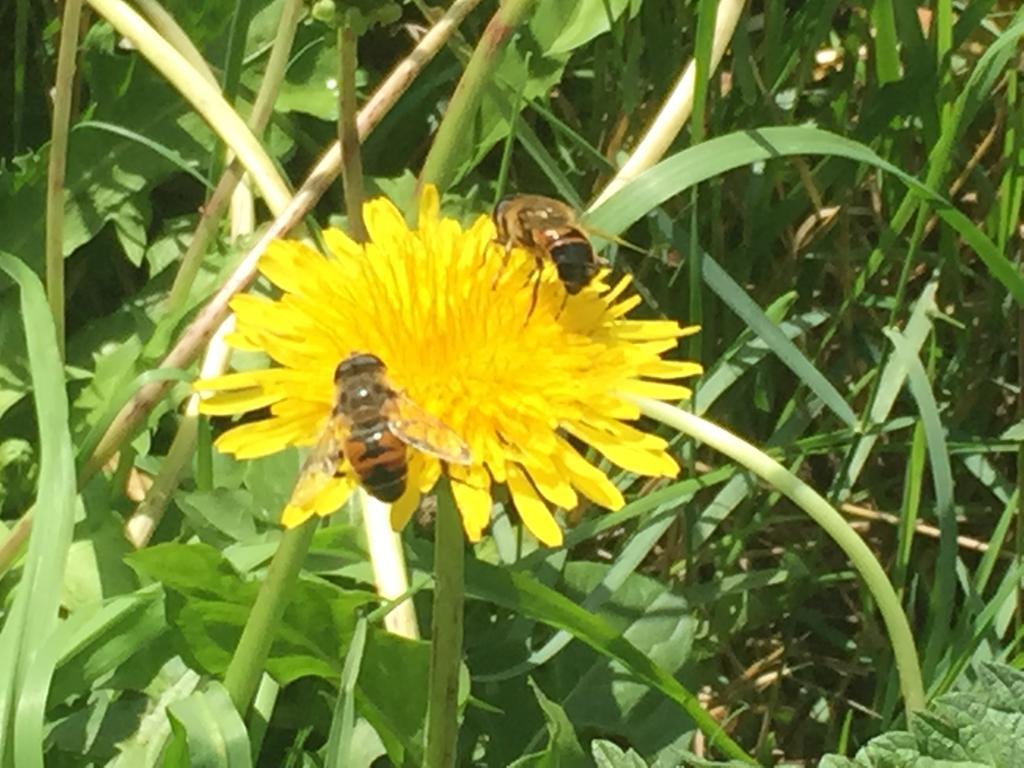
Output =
[
  {"x1": 546, "y1": 0, "x2": 639, "y2": 55},
  {"x1": 592, "y1": 740, "x2": 648, "y2": 768},
  {"x1": 508, "y1": 680, "x2": 587, "y2": 768},
  {"x1": 0, "y1": 253, "x2": 77, "y2": 767},
  {"x1": 820, "y1": 663, "x2": 1024, "y2": 766},
  {"x1": 165, "y1": 683, "x2": 253, "y2": 768},
  {"x1": 126, "y1": 543, "x2": 375, "y2": 683},
  {"x1": 461, "y1": 558, "x2": 753, "y2": 764}
]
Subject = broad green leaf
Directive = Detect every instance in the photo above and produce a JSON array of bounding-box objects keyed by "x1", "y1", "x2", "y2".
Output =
[
  {"x1": 592, "y1": 740, "x2": 648, "y2": 768},
  {"x1": 508, "y1": 680, "x2": 587, "y2": 768},
  {"x1": 165, "y1": 683, "x2": 253, "y2": 768},
  {"x1": 820, "y1": 663, "x2": 1024, "y2": 766},
  {"x1": 462, "y1": 558, "x2": 753, "y2": 764},
  {"x1": 547, "y1": 0, "x2": 639, "y2": 55}
]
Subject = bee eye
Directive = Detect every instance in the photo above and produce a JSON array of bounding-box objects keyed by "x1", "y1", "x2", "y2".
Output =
[{"x1": 333, "y1": 362, "x2": 346, "y2": 383}]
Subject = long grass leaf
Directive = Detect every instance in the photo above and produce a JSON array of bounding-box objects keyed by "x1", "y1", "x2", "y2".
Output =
[
  {"x1": 0, "y1": 253, "x2": 77, "y2": 766},
  {"x1": 585, "y1": 126, "x2": 1024, "y2": 304}
]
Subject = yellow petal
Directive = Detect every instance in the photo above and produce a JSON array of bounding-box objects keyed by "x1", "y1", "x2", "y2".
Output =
[
  {"x1": 215, "y1": 414, "x2": 320, "y2": 459},
  {"x1": 417, "y1": 184, "x2": 441, "y2": 230},
  {"x1": 390, "y1": 453, "x2": 425, "y2": 531},
  {"x1": 199, "y1": 388, "x2": 283, "y2": 416},
  {"x1": 389, "y1": 487, "x2": 421, "y2": 532},
  {"x1": 552, "y1": 436, "x2": 624, "y2": 509},
  {"x1": 323, "y1": 227, "x2": 363, "y2": 261},
  {"x1": 506, "y1": 464, "x2": 563, "y2": 546},
  {"x1": 450, "y1": 464, "x2": 493, "y2": 541},
  {"x1": 617, "y1": 379, "x2": 694, "y2": 401},
  {"x1": 564, "y1": 421, "x2": 678, "y2": 478},
  {"x1": 519, "y1": 453, "x2": 578, "y2": 509},
  {"x1": 638, "y1": 359, "x2": 705, "y2": 379},
  {"x1": 313, "y1": 476, "x2": 355, "y2": 516},
  {"x1": 281, "y1": 504, "x2": 314, "y2": 528}
]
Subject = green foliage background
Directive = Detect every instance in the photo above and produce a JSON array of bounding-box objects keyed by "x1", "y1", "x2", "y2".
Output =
[{"x1": 0, "y1": 0, "x2": 1022, "y2": 765}]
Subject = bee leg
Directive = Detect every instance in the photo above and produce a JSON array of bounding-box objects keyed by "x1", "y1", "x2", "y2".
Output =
[
  {"x1": 491, "y1": 240, "x2": 512, "y2": 290},
  {"x1": 524, "y1": 266, "x2": 543, "y2": 325},
  {"x1": 555, "y1": 290, "x2": 569, "y2": 319}
]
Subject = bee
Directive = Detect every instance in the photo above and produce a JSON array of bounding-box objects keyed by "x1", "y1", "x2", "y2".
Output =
[
  {"x1": 492, "y1": 194, "x2": 600, "y2": 317},
  {"x1": 288, "y1": 352, "x2": 471, "y2": 509}
]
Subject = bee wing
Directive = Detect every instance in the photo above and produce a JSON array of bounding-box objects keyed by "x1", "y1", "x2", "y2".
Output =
[
  {"x1": 384, "y1": 394, "x2": 472, "y2": 465},
  {"x1": 288, "y1": 414, "x2": 348, "y2": 508}
]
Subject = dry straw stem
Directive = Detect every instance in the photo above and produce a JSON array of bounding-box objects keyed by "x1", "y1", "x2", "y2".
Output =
[
  {"x1": 79, "y1": 0, "x2": 482, "y2": 482},
  {"x1": 45, "y1": 0, "x2": 85, "y2": 359},
  {"x1": 590, "y1": 0, "x2": 746, "y2": 208}
]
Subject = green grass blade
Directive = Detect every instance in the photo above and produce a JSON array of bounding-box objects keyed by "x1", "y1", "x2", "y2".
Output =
[
  {"x1": 324, "y1": 616, "x2": 367, "y2": 767},
  {"x1": 884, "y1": 328, "x2": 957, "y2": 681},
  {"x1": 870, "y1": 0, "x2": 900, "y2": 84},
  {"x1": 0, "y1": 253, "x2": 77, "y2": 766},
  {"x1": 584, "y1": 126, "x2": 1024, "y2": 304},
  {"x1": 703, "y1": 254, "x2": 858, "y2": 428}
]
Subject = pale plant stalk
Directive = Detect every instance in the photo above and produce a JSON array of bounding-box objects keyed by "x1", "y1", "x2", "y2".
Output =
[
  {"x1": 85, "y1": 0, "x2": 291, "y2": 212},
  {"x1": 590, "y1": 0, "x2": 746, "y2": 208},
  {"x1": 45, "y1": 0, "x2": 85, "y2": 359},
  {"x1": 634, "y1": 396, "x2": 927, "y2": 715},
  {"x1": 123, "y1": 319, "x2": 236, "y2": 549},
  {"x1": 133, "y1": 0, "x2": 219, "y2": 86},
  {"x1": 360, "y1": 492, "x2": 420, "y2": 639}
]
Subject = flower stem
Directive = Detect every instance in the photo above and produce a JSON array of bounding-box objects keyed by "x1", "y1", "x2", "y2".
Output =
[
  {"x1": 223, "y1": 519, "x2": 317, "y2": 714},
  {"x1": 419, "y1": 0, "x2": 537, "y2": 191},
  {"x1": 635, "y1": 396, "x2": 927, "y2": 716},
  {"x1": 424, "y1": 481, "x2": 465, "y2": 768},
  {"x1": 338, "y1": 25, "x2": 367, "y2": 242},
  {"x1": 46, "y1": 0, "x2": 85, "y2": 360}
]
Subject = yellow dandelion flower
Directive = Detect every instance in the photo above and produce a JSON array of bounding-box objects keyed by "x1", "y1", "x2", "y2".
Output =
[{"x1": 195, "y1": 186, "x2": 702, "y2": 546}]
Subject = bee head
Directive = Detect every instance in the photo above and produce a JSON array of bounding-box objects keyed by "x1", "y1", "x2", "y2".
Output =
[{"x1": 335, "y1": 352, "x2": 385, "y2": 384}]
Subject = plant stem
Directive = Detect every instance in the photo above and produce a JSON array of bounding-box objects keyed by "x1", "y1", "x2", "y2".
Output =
[
  {"x1": 419, "y1": 0, "x2": 537, "y2": 191},
  {"x1": 635, "y1": 396, "x2": 927, "y2": 716},
  {"x1": 46, "y1": 0, "x2": 84, "y2": 360},
  {"x1": 223, "y1": 519, "x2": 318, "y2": 714},
  {"x1": 424, "y1": 481, "x2": 465, "y2": 768},
  {"x1": 338, "y1": 25, "x2": 367, "y2": 241},
  {"x1": 591, "y1": 0, "x2": 745, "y2": 208}
]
